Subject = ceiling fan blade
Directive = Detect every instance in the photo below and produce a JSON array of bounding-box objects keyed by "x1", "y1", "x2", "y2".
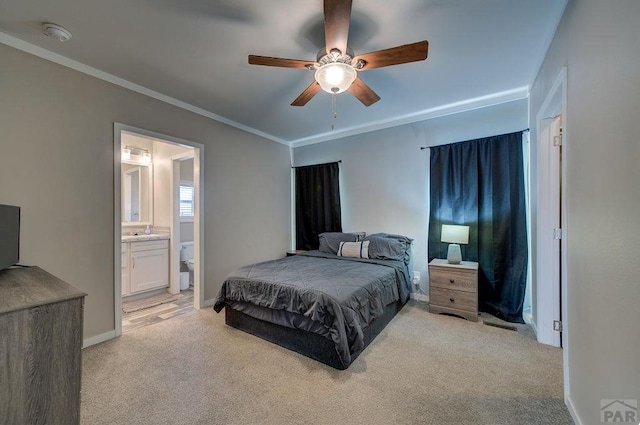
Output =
[
  {"x1": 324, "y1": 0, "x2": 352, "y2": 56},
  {"x1": 248, "y1": 55, "x2": 315, "y2": 69},
  {"x1": 291, "y1": 81, "x2": 321, "y2": 106},
  {"x1": 348, "y1": 77, "x2": 380, "y2": 107},
  {"x1": 353, "y1": 40, "x2": 429, "y2": 70}
]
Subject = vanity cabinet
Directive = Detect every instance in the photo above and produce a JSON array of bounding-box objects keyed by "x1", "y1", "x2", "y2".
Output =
[{"x1": 122, "y1": 239, "x2": 169, "y2": 296}]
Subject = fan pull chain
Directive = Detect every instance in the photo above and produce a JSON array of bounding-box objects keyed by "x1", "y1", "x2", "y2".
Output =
[
  {"x1": 332, "y1": 93, "x2": 337, "y2": 119},
  {"x1": 331, "y1": 93, "x2": 337, "y2": 130}
]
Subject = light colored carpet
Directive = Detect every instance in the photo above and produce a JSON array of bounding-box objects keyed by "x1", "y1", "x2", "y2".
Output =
[
  {"x1": 81, "y1": 301, "x2": 573, "y2": 425},
  {"x1": 121, "y1": 293, "x2": 178, "y2": 313}
]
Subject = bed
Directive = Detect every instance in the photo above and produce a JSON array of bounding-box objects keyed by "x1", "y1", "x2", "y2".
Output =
[{"x1": 213, "y1": 233, "x2": 413, "y2": 369}]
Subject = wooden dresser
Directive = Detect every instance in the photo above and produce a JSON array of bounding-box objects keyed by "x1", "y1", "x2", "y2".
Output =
[
  {"x1": 0, "y1": 266, "x2": 86, "y2": 425},
  {"x1": 428, "y1": 259, "x2": 479, "y2": 322}
]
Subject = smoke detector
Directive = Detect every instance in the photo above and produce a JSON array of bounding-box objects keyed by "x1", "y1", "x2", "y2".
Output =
[{"x1": 42, "y1": 23, "x2": 72, "y2": 42}]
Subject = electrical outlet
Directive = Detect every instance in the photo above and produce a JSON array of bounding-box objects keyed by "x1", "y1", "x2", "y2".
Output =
[{"x1": 412, "y1": 271, "x2": 420, "y2": 288}]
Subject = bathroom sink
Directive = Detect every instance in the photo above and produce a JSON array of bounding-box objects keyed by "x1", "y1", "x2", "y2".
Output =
[{"x1": 121, "y1": 233, "x2": 169, "y2": 242}]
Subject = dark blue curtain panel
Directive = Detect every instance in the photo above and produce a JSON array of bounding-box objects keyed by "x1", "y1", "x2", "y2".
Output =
[
  {"x1": 295, "y1": 162, "x2": 342, "y2": 250},
  {"x1": 428, "y1": 131, "x2": 528, "y2": 323}
]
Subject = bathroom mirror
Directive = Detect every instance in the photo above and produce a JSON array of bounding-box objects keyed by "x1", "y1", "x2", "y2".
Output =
[{"x1": 122, "y1": 161, "x2": 153, "y2": 225}]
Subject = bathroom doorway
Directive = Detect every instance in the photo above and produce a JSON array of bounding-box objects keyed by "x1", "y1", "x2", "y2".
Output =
[{"x1": 114, "y1": 123, "x2": 204, "y2": 336}]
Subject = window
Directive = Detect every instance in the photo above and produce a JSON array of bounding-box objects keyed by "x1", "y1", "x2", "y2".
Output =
[{"x1": 179, "y1": 183, "x2": 194, "y2": 221}]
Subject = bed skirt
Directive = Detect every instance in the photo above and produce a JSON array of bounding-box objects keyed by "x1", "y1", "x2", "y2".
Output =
[{"x1": 224, "y1": 299, "x2": 406, "y2": 370}]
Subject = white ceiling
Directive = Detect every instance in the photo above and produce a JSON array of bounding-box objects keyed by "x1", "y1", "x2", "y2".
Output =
[{"x1": 0, "y1": 0, "x2": 566, "y2": 146}]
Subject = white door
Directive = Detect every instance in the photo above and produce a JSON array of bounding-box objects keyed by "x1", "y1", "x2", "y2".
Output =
[{"x1": 536, "y1": 115, "x2": 563, "y2": 347}]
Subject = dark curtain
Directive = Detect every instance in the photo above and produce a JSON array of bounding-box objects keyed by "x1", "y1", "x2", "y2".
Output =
[
  {"x1": 295, "y1": 162, "x2": 342, "y2": 250},
  {"x1": 428, "y1": 131, "x2": 528, "y2": 323}
]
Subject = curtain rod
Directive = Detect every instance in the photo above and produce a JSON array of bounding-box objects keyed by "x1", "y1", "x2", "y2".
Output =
[
  {"x1": 419, "y1": 129, "x2": 529, "y2": 150},
  {"x1": 292, "y1": 160, "x2": 341, "y2": 169}
]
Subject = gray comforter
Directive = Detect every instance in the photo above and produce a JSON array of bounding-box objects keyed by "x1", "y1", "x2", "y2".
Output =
[{"x1": 213, "y1": 251, "x2": 410, "y2": 368}]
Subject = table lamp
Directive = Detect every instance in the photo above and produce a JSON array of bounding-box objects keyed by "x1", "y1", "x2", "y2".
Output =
[{"x1": 441, "y1": 224, "x2": 469, "y2": 264}]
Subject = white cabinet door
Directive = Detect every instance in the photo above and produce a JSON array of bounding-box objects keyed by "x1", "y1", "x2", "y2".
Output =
[
  {"x1": 121, "y1": 250, "x2": 130, "y2": 296},
  {"x1": 130, "y1": 248, "x2": 169, "y2": 294}
]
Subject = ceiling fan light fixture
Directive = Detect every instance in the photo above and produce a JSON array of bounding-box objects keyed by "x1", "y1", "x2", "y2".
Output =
[
  {"x1": 248, "y1": 1, "x2": 427, "y2": 107},
  {"x1": 315, "y1": 62, "x2": 357, "y2": 94}
]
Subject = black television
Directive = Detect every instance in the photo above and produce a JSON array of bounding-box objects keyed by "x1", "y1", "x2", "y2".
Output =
[{"x1": 0, "y1": 204, "x2": 20, "y2": 270}]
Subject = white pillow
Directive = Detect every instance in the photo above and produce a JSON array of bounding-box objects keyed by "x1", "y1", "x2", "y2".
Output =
[{"x1": 337, "y1": 241, "x2": 370, "y2": 259}]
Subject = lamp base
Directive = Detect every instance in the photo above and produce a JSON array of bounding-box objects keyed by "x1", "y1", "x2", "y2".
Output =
[{"x1": 447, "y1": 244, "x2": 462, "y2": 264}]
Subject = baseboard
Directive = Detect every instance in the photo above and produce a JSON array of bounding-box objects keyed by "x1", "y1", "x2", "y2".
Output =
[
  {"x1": 411, "y1": 293, "x2": 429, "y2": 302},
  {"x1": 565, "y1": 394, "x2": 583, "y2": 425},
  {"x1": 83, "y1": 330, "x2": 116, "y2": 349},
  {"x1": 526, "y1": 313, "x2": 538, "y2": 337},
  {"x1": 202, "y1": 298, "x2": 216, "y2": 308}
]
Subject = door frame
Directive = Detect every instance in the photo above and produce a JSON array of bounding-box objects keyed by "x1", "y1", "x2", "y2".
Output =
[
  {"x1": 113, "y1": 123, "x2": 204, "y2": 337},
  {"x1": 169, "y1": 152, "x2": 200, "y2": 306},
  {"x1": 535, "y1": 67, "x2": 569, "y2": 392}
]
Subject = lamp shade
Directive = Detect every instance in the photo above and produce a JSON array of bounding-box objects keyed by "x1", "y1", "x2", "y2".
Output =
[
  {"x1": 315, "y1": 62, "x2": 357, "y2": 94},
  {"x1": 441, "y1": 224, "x2": 469, "y2": 245}
]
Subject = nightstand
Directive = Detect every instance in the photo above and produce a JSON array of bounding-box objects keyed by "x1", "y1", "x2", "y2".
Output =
[
  {"x1": 428, "y1": 258, "x2": 479, "y2": 322},
  {"x1": 286, "y1": 250, "x2": 307, "y2": 256}
]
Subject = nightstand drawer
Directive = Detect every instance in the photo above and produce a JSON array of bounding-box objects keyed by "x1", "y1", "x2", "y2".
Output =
[
  {"x1": 429, "y1": 268, "x2": 477, "y2": 292},
  {"x1": 430, "y1": 287, "x2": 477, "y2": 312}
]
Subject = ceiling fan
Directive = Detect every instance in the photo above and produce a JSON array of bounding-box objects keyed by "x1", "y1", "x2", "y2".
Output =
[{"x1": 248, "y1": 0, "x2": 429, "y2": 107}]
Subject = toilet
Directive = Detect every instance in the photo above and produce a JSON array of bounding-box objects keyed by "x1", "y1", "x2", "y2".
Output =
[{"x1": 179, "y1": 241, "x2": 195, "y2": 290}]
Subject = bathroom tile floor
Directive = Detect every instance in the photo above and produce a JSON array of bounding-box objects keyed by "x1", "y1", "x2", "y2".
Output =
[{"x1": 122, "y1": 288, "x2": 194, "y2": 333}]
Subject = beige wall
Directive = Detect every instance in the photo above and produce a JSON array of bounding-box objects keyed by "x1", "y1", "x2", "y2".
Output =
[
  {"x1": 180, "y1": 158, "x2": 194, "y2": 182},
  {"x1": 0, "y1": 44, "x2": 291, "y2": 340},
  {"x1": 294, "y1": 99, "x2": 528, "y2": 295},
  {"x1": 529, "y1": 0, "x2": 640, "y2": 422},
  {"x1": 151, "y1": 141, "x2": 192, "y2": 229}
]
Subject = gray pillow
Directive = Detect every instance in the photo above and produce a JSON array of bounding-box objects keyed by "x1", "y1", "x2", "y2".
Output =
[
  {"x1": 353, "y1": 232, "x2": 366, "y2": 241},
  {"x1": 318, "y1": 232, "x2": 364, "y2": 254},
  {"x1": 364, "y1": 233, "x2": 413, "y2": 262}
]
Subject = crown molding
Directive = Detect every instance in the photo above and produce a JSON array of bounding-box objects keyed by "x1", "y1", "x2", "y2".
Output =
[
  {"x1": 290, "y1": 87, "x2": 529, "y2": 148},
  {"x1": 0, "y1": 31, "x2": 288, "y2": 146}
]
